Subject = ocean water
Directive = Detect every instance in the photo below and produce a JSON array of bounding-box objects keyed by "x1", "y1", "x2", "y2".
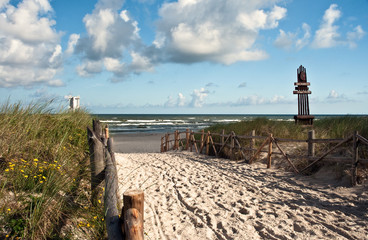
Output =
[{"x1": 95, "y1": 114, "x2": 350, "y2": 134}]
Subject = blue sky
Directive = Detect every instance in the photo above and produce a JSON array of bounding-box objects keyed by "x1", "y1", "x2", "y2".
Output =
[{"x1": 0, "y1": 0, "x2": 367, "y2": 114}]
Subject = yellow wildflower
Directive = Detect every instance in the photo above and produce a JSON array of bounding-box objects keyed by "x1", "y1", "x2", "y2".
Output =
[
  {"x1": 98, "y1": 200, "x2": 101, "y2": 204},
  {"x1": 21, "y1": 170, "x2": 24, "y2": 173},
  {"x1": 40, "y1": 181, "x2": 44, "y2": 183},
  {"x1": 34, "y1": 158, "x2": 38, "y2": 162},
  {"x1": 24, "y1": 175, "x2": 28, "y2": 178},
  {"x1": 5, "y1": 169, "x2": 9, "y2": 172},
  {"x1": 7, "y1": 208, "x2": 11, "y2": 211}
]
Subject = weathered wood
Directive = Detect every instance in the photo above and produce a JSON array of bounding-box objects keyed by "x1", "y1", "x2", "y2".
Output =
[
  {"x1": 250, "y1": 130, "x2": 256, "y2": 158},
  {"x1": 221, "y1": 129, "x2": 225, "y2": 146},
  {"x1": 357, "y1": 134, "x2": 368, "y2": 146},
  {"x1": 230, "y1": 132, "x2": 235, "y2": 160},
  {"x1": 233, "y1": 136, "x2": 247, "y2": 161},
  {"x1": 107, "y1": 138, "x2": 122, "y2": 211},
  {"x1": 124, "y1": 208, "x2": 143, "y2": 240},
  {"x1": 174, "y1": 131, "x2": 179, "y2": 150},
  {"x1": 87, "y1": 126, "x2": 105, "y2": 206},
  {"x1": 200, "y1": 130, "x2": 205, "y2": 153},
  {"x1": 206, "y1": 131, "x2": 210, "y2": 155},
  {"x1": 272, "y1": 138, "x2": 299, "y2": 173},
  {"x1": 93, "y1": 119, "x2": 103, "y2": 139},
  {"x1": 249, "y1": 137, "x2": 270, "y2": 164},
  {"x1": 267, "y1": 134, "x2": 273, "y2": 168},
  {"x1": 122, "y1": 190, "x2": 144, "y2": 239},
  {"x1": 186, "y1": 129, "x2": 190, "y2": 150},
  {"x1": 218, "y1": 134, "x2": 231, "y2": 154},
  {"x1": 161, "y1": 137, "x2": 164, "y2": 152},
  {"x1": 165, "y1": 134, "x2": 169, "y2": 152},
  {"x1": 104, "y1": 148, "x2": 123, "y2": 240},
  {"x1": 308, "y1": 130, "x2": 315, "y2": 157},
  {"x1": 351, "y1": 131, "x2": 359, "y2": 186},
  {"x1": 191, "y1": 133, "x2": 199, "y2": 154},
  {"x1": 209, "y1": 134, "x2": 218, "y2": 157},
  {"x1": 301, "y1": 135, "x2": 353, "y2": 173}
]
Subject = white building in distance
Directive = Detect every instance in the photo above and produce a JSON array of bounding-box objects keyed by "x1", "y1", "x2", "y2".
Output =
[{"x1": 68, "y1": 96, "x2": 80, "y2": 111}]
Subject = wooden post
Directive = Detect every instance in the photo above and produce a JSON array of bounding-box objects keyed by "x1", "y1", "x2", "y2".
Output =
[
  {"x1": 165, "y1": 134, "x2": 169, "y2": 152},
  {"x1": 351, "y1": 131, "x2": 359, "y2": 186},
  {"x1": 122, "y1": 189, "x2": 144, "y2": 239},
  {"x1": 104, "y1": 146, "x2": 123, "y2": 239},
  {"x1": 189, "y1": 131, "x2": 193, "y2": 152},
  {"x1": 105, "y1": 126, "x2": 109, "y2": 139},
  {"x1": 161, "y1": 137, "x2": 164, "y2": 152},
  {"x1": 87, "y1": 126, "x2": 105, "y2": 206},
  {"x1": 308, "y1": 130, "x2": 315, "y2": 158},
  {"x1": 250, "y1": 130, "x2": 255, "y2": 158},
  {"x1": 206, "y1": 131, "x2": 210, "y2": 155},
  {"x1": 186, "y1": 129, "x2": 190, "y2": 150},
  {"x1": 230, "y1": 132, "x2": 235, "y2": 160},
  {"x1": 107, "y1": 138, "x2": 122, "y2": 210},
  {"x1": 267, "y1": 134, "x2": 273, "y2": 168},
  {"x1": 200, "y1": 130, "x2": 205, "y2": 153},
  {"x1": 93, "y1": 119, "x2": 103, "y2": 139},
  {"x1": 174, "y1": 131, "x2": 179, "y2": 150},
  {"x1": 221, "y1": 129, "x2": 225, "y2": 147}
]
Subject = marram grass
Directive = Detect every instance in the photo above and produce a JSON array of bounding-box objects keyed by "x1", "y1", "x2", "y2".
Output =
[{"x1": 0, "y1": 101, "x2": 105, "y2": 239}]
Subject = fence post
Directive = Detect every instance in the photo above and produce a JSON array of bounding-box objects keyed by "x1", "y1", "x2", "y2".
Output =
[
  {"x1": 221, "y1": 129, "x2": 225, "y2": 147},
  {"x1": 161, "y1": 137, "x2": 164, "y2": 152},
  {"x1": 186, "y1": 129, "x2": 190, "y2": 150},
  {"x1": 351, "y1": 131, "x2": 359, "y2": 186},
  {"x1": 87, "y1": 126, "x2": 105, "y2": 206},
  {"x1": 200, "y1": 130, "x2": 205, "y2": 153},
  {"x1": 165, "y1": 134, "x2": 169, "y2": 151},
  {"x1": 174, "y1": 131, "x2": 179, "y2": 150},
  {"x1": 267, "y1": 134, "x2": 273, "y2": 168},
  {"x1": 104, "y1": 144, "x2": 123, "y2": 239},
  {"x1": 230, "y1": 132, "x2": 235, "y2": 160},
  {"x1": 308, "y1": 130, "x2": 315, "y2": 158},
  {"x1": 122, "y1": 189, "x2": 144, "y2": 240},
  {"x1": 250, "y1": 130, "x2": 255, "y2": 158},
  {"x1": 206, "y1": 131, "x2": 210, "y2": 155},
  {"x1": 189, "y1": 131, "x2": 193, "y2": 152}
]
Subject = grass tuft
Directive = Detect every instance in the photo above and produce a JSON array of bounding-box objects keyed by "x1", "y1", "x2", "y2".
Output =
[{"x1": 0, "y1": 100, "x2": 105, "y2": 239}]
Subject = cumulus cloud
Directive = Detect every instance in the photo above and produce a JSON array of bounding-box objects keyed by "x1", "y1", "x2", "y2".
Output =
[
  {"x1": 72, "y1": 0, "x2": 153, "y2": 81},
  {"x1": 274, "y1": 23, "x2": 311, "y2": 50},
  {"x1": 347, "y1": 25, "x2": 365, "y2": 48},
  {"x1": 312, "y1": 4, "x2": 341, "y2": 48},
  {"x1": 154, "y1": 0, "x2": 286, "y2": 64},
  {"x1": 190, "y1": 88, "x2": 209, "y2": 107},
  {"x1": 327, "y1": 89, "x2": 352, "y2": 102},
  {"x1": 0, "y1": 0, "x2": 63, "y2": 87},
  {"x1": 232, "y1": 94, "x2": 292, "y2": 106}
]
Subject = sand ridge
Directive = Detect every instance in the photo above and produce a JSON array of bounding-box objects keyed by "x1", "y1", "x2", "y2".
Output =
[{"x1": 116, "y1": 151, "x2": 368, "y2": 240}]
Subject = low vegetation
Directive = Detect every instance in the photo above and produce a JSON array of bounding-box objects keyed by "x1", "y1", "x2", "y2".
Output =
[
  {"x1": 0, "y1": 101, "x2": 105, "y2": 239},
  {"x1": 205, "y1": 116, "x2": 368, "y2": 139}
]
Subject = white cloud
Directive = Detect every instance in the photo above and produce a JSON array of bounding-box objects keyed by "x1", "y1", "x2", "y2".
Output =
[
  {"x1": 190, "y1": 88, "x2": 209, "y2": 107},
  {"x1": 66, "y1": 34, "x2": 80, "y2": 55},
  {"x1": 274, "y1": 23, "x2": 311, "y2": 50},
  {"x1": 328, "y1": 89, "x2": 339, "y2": 99},
  {"x1": 178, "y1": 93, "x2": 186, "y2": 107},
  {"x1": 0, "y1": 0, "x2": 63, "y2": 87},
  {"x1": 347, "y1": 25, "x2": 365, "y2": 48},
  {"x1": 154, "y1": 0, "x2": 285, "y2": 64},
  {"x1": 312, "y1": 4, "x2": 341, "y2": 48},
  {"x1": 73, "y1": 0, "x2": 150, "y2": 81}
]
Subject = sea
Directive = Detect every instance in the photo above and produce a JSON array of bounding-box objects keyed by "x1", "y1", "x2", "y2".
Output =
[{"x1": 94, "y1": 114, "x2": 358, "y2": 135}]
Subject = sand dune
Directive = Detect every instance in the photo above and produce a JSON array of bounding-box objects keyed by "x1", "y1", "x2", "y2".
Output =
[{"x1": 116, "y1": 151, "x2": 368, "y2": 240}]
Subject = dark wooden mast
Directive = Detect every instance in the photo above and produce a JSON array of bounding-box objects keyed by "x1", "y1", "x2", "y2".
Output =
[{"x1": 293, "y1": 65, "x2": 314, "y2": 125}]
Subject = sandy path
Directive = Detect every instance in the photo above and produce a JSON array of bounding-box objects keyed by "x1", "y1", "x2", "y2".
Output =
[{"x1": 116, "y1": 152, "x2": 368, "y2": 240}]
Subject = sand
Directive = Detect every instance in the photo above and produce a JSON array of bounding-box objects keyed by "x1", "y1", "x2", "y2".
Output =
[
  {"x1": 116, "y1": 151, "x2": 368, "y2": 240},
  {"x1": 111, "y1": 133, "x2": 162, "y2": 153}
]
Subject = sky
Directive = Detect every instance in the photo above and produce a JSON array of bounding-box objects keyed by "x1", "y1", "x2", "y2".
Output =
[{"x1": 0, "y1": 0, "x2": 367, "y2": 114}]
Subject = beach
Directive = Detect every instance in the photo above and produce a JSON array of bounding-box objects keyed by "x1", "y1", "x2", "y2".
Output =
[
  {"x1": 115, "y1": 147, "x2": 368, "y2": 239},
  {"x1": 111, "y1": 133, "x2": 162, "y2": 153}
]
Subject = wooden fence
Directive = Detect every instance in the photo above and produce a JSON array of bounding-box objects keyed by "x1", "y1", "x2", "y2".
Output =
[
  {"x1": 161, "y1": 129, "x2": 368, "y2": 186},
  {"x1": 87, "y1": 120, "x2": 144, "y2": 240}
]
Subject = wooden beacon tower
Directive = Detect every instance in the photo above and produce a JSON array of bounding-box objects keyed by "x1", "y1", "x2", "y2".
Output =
[{"x1": 293, "y1": 65, "x2": 314, "y2": 125}]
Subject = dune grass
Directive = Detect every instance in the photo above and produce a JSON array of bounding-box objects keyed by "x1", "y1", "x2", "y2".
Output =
[
  {"x1": 0, "y1": 101, "x2": 105, "y2": 239},
  {"x1": 205, "y1": 116, "x2": 368, "y2": 140}
]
